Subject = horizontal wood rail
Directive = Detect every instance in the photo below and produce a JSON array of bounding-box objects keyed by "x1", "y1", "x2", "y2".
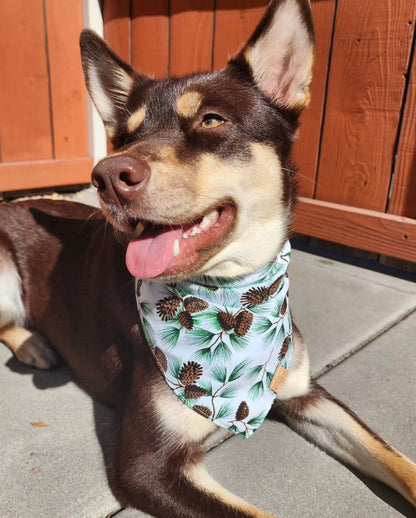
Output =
[
  {"x1": 0, "y1": 158, "x2": 93, "y2": 192},
  {"x1": 294, "y1": 198, "x2": 416, "y2": 263}
]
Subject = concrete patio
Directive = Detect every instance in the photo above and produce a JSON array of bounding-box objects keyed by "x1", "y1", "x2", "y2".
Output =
[{"x1": 1, "y1": 193, "x2": 415, "y2": 518}]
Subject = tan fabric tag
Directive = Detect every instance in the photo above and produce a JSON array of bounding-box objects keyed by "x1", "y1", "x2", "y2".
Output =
[{"x1": 269, "y1": 365, "x2": 289, "y2": 394}]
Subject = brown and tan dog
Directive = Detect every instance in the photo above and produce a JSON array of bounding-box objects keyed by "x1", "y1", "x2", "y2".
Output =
[{"x1": 1, "y1": 1, "x2": 415, "y2": 516}]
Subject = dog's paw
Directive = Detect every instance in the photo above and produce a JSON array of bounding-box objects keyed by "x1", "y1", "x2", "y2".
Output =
[{"x1": 15, "y1": 333, "x2": 58, "y2": 370}]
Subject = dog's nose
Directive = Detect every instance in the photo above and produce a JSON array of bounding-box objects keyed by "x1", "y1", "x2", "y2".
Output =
[{"x1": 91, "y1": 155, "x2": 149, "y2": 205}]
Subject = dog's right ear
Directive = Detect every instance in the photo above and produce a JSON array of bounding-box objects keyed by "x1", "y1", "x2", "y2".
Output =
[{"x1": 80, "y1": 30, "x2": 149, "y2": 139}]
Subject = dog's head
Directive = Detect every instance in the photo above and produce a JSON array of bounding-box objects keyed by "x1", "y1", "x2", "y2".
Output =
[{"x1": 80, "y1": 0, "x2": 314, "y2": 282}]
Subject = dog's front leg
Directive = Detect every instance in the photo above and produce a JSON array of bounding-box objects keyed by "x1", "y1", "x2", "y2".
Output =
[
  {"x1": 270, "y1": 378, "x2": 416, "y2": 507},
  {"x1": 114, "y1": 364, "x2": 275, "y2": 518}
]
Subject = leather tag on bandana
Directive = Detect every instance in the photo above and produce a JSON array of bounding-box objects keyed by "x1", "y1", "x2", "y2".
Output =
[{"x1": 269, "y1": 365, "x2": 289, "y2": 394}]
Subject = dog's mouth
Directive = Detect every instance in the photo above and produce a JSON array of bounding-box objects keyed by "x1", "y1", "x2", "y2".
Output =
[{"x1": 125, "y1": 204, "x2": 236, "y2": 279}]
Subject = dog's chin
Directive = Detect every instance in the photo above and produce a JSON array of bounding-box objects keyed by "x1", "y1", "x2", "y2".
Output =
[{"x1": 102, "y1": 203, "x2": 237, "y2": 282}]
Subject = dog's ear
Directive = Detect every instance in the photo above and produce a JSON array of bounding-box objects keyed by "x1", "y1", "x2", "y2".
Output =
[
  {"x1": 230, "y1": 0, "x2": 314, "y2": 112},
  {"x1": 80, "y1": 30, "x2": 149, "y2": 138}
]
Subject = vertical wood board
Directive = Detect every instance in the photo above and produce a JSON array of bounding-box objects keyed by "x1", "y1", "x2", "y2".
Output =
[
  {"x1": 0, "y1": 0, "x2": 52, "y2": 162},
  {"x1": 213, "y1": 0, "x2": 265, "y2": 69},
  {"x1": 131, "y1": 0, "x2": 169, "y2": 78},
  {"x1": 45, "y1": 0, "x2": 89, "y2": 159},
  {"x1": 103, "y1": 0, "x2": 131, "y2": 63},
  {"x1": 389, "y1": 28, "x2": 416, "y2": 219},
  {"x1": 292, "y1": 0, "x2": 335, "y2": 198},
  {"x1": 315, "y1": 0, "x2": 416, "y2": 212},
  {"x1": 170, "y1": 0, "x2": 215, "y2": 76}
]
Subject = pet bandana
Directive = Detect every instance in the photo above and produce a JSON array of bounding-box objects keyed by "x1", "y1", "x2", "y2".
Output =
[{"x1": 135, "y1": 241, "x2": 293, "y2": 438}]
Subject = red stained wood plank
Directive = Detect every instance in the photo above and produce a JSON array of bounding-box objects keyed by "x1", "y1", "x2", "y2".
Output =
[
  {"x1": 0, "y1": 158, "x2": 93, "y2": 192},
  {"x1": 103, "y1": 0, "x2": 131, "y2": 63},
  {"x1": 170, "y1": 0, "x2": 215, "y2": 76},
  {"x1": 294, "y1": 197, "x2": 416, "y2": 263},
  {"x1": 131, "y1": 0, "x2": 169, "y2": 78},
  {"x1": 389, "y1": 36, "x2": 416, "y2": 219},
  {"x1": 292, "y1": 0, "x2": 335, "y2": 198},
  {"x1": 0, "y1": 0, "x2": 52, "y2": 162},
  {"x1": 315, "y1": 0, "x2": 416, "y2": 212},
  {"x1": 45, "y1": 0, "x2": 89, "y2": 159},
  {"x1": 213, "y1": 0, "x2": 266, "y2": 70}
]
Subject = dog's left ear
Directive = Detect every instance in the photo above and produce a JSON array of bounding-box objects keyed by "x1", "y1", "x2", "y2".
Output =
[{"x1": 230, "y1": 0, "x2": 315, "y2": 112}]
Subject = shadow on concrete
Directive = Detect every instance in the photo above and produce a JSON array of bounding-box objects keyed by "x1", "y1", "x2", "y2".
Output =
[{"x1": 5, "y1": 356, "x2": 72, "y2": 389}]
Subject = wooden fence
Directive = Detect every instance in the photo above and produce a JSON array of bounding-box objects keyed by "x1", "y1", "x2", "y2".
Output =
[
  {"x1": 1, "y1": 0, "x2": 415, "y2": 263},
  {"x1": 0, "y1": 0, "x2": 92, "y2": 191}
]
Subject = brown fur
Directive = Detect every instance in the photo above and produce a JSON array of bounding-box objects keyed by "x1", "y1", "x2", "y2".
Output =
[{"x1": 1, "y1": 1, "x2": 415, "y2": 516}]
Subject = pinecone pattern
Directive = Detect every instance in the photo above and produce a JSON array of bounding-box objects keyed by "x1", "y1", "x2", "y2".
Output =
[
  {"x1": 183, "y1": 297, "x2": 209, "y2": 313},
  {"x1": 241, "y1": 286, "x2": 269, "y2": 307},
  {"x1": 178, "y1": 361, "x2": 203, "y2": 386},
  {"x1": 278, "y1": 336, "x2": 290, "y2": 362},
  {"x1": 234, "y1": 310, "x2": 253, "y2": 337},
  {"x1": 156, "y1": 296, "x2": 181, "y2": 321},
  {"x1": 178, "y1": 311, "x2": 194, "y2": 330},
  {"x1": 268, "y1": 275, "x2": 283, "y2": 297},
  {"x1": 135, "y1": 239, "x2": 292, "y2": 438},
  {"x1": 184, "y1": 384, "x2": 207, "y2": 399},
  {"x1": 280, "y1": 297, "x2": 288, "y2": 316},
  {"x1": 193, "y1": 405, "x2": 212, "y2": 418},
  {"x1": 154, "y1": 347, "x2": 168, "y2": 372},
  {"x1": 217, "y1": 310, "x2": 237, "y2": 331},
  {"x1": 201, "y1": 284, "x2": 218, "y2": 291},
  {"x1": 235, "y1": 401, "x2": 249, "y2": 421}
]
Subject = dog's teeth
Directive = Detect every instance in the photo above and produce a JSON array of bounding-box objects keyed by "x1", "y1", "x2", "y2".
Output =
[
  {"x1": 190, "y1": 226, "x2": 201, "y2": 236},
  {"x1": 173, "y1": 239, "x2": 180, "y2": 257},
  {"x1": 183, "y1": 233, "x2": 189, "y2": 239},
  {"x1": 199, "y1": 209, "x2": 220, "y2": 230},
  {"x1": 133, "y1": 221, "x2": 146, "y2": 237}
]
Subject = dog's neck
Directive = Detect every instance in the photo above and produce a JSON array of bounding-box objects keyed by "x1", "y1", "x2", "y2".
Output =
[{"x1": 135, "y1": 241, "x2": 293, "y2": 438}]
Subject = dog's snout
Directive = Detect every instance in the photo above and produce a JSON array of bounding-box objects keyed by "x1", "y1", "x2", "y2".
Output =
[{"x1": 91, "y1": 155, "x2": 149, "y2": 205}]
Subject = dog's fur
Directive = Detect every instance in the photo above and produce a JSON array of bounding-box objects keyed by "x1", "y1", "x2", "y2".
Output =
[{"x1": 1, "y1": 1, "x2": 415, "y2": 516}]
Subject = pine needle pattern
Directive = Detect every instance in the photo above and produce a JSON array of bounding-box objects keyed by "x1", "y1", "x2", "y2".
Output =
[{"x1": 136, "y1": 240, "x2": 293, "y2": 438}]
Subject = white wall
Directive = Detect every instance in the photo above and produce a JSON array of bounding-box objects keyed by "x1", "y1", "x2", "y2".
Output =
[{"x1": 81, "y1": 0, "x2": 107, "y2": 164}]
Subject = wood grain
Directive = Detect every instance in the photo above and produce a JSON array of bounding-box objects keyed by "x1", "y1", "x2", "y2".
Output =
[
  {"x1": 131, "y1": 0, "x2": 169, "y2": 78},
  {"x1": 170, "y1": 0, "x2": 215, "y2": 76},
  {"x1": 0, "y1": 159, "x2": 93, "y2": 192},
  {"x1": 389, "y1": 26, "x2": 416, "y2": 219},
  {"x1": 0, "y1": 0, "x2": 52, "y2": 162},
  {"x1": 315, "y1": 0, "x2": 416, "y2": 212},
  {"x1": 294, "y1": 197, "x2": 416, "y2": 262},
  {"x1": 103, "y1": 0, "x2": 131, "y2": 63},
  {"x1": 292, "y1": 0, "x2": 335, "y2": 198},
  {"x1": 213, "y1": 0, "x2": 265, "y2": 69},
  {"x1": 44, "y1": 0, "x2": 89, "y2": 159}
]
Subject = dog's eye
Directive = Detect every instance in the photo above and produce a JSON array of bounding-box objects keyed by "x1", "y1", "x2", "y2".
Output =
[{"x1": 201, "y1": 115, "x2": 225, "y2": 129}]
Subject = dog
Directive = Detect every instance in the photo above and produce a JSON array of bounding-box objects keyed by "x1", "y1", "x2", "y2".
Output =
[{"x1": 1, "y1": 0, "x2": 415, "y2": 516}]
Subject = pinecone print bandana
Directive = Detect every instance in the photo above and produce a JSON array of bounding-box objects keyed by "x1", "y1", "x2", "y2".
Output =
[{"x1": 136, "y1": 241, "x2": 293, "y2": 438}]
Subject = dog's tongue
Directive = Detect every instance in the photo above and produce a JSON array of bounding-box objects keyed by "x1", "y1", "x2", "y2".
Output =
[{"x1": 126, "y1": 228, "x2": 182, "y2": 279}]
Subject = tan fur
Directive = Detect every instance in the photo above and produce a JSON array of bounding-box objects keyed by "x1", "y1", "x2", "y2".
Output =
[
  {"x1": 354, "y1": 423, "x2": 416, "y2": 505},
  {"x1": 276, "y1": 333, "x2": 310, "y2": 400},
  {"x1": 132, "y1": 143, "x2": 287, "y2": 278},
  {"x1": 185, "y1": 464, "x2": 275, "y2": 518},
  {"x1": 0, "y1": 325, "x2": 56, "y2": 369},
  {"x1": 245, "y1": 0, "x2": 314, "y2": 110},
  {"x1": 176, "y1": 91, "x2": 203, "y2": 119},
  {"x1": 88, "y1": 64, "x2": 134, "y2": 138},
  {"x1": 127, "y1": 106, "x2": 147, "y2": 133},
  {"x1": 153, "y1": 378, "x2": 217, "y2": 445}
]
